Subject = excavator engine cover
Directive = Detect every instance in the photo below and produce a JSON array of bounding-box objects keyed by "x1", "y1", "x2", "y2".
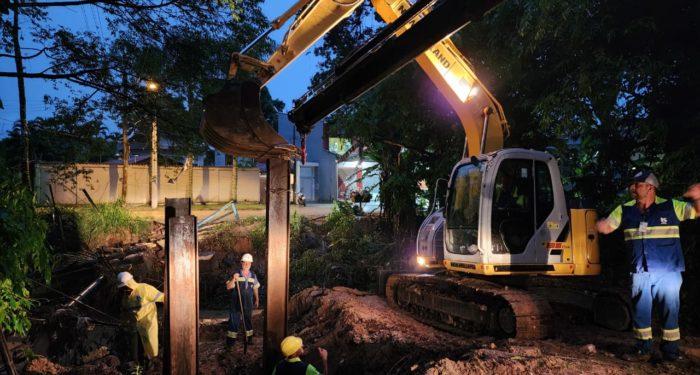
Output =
[{"x1": 201, "y1": 79, "x2": 298, "y2": 159}]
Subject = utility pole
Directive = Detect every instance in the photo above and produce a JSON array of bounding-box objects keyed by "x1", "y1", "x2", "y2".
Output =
[
  {"x1": 150, "y1": 115, "x2": 158, "y2": 208},
  {"x1": 121, "y1": 72, "x2": 129, "y2": 200},
  {"x1": 231, "y1": 156, "x2": 238, "y2": 202},
  {"x1": 146, "y1": 80, "x2": 159, "y2": 209},
  {"x1": 185, "y1": 154, "x2": 193, "y2": 200}
]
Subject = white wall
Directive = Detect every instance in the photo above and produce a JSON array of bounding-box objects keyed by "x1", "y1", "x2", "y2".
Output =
[{"x1": 35, "y1": 163, "x2": 261, "y2": 205}]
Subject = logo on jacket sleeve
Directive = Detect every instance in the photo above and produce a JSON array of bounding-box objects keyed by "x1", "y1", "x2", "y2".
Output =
[{"x1": 660, "y1": 217, "x2": 668, "y2": 225}]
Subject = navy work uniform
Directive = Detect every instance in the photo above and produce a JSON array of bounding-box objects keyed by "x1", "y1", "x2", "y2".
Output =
[
  {"x1": 607, "y1": 196, "x2": 696, "y2": 357},
  {"x1": 227, "y1": 269, "x2": 260, "y2": 343}
]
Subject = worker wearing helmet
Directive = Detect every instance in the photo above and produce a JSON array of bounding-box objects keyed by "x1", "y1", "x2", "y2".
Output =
[
  {"x1": 598, "y1": 172, "x2": 700, "y2": 361},
  {"x1": 273, "y1": 336, "x2": 328, "y2": 375},
  {"x1": 118, "y1": 272, "x2": 164, "y2": 360},
  {"x1": 225, "y1": 253, "x2": 260, "y2": 346}
]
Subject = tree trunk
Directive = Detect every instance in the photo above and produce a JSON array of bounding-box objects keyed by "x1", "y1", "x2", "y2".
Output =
[
  {"x1": 0, "y1": 330, "x2": 18, "y2": 375},
  {"x1": 231, "y1": 156, "x2": 238, "y2": 202},
  {"x1": 150, "y1": 117, "x2": 158, "y2": 208},
  {"x1": 121, "y1": 73, "x2": 129, "y2": 201},
  {"x1": 12, "y1": 0, "x2": 30, "y2": 189},
  {"x1": 185, "y1": 154, "x2": 193, "y2": 200}
]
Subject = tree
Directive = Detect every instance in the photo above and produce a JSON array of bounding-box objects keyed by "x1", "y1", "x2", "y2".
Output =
[
  {"x1": 0, "y1": 168, "x2": 51, "y2": 338},
  {"x1": 0, "y1": 0, "x2": 245, "y2": 186},
  {"x1": 454, "y1": 0, "x2": 700, "y2": 209},
  {"x1": 310, "y1": 3, "x2": 463, "y2": 256}
]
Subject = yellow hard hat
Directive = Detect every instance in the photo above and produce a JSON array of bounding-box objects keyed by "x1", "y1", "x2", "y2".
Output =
[{"x1": 280, "y1": 336, "x2": 303, "y2": 358}]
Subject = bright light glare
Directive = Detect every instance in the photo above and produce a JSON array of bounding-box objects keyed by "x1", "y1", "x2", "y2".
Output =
[
  {"x1": 417, "y1": 257, "x2": 426, "y2": 266},
  {"x1": 145, "y1": 81, "x2": 160, "y2": 92}
]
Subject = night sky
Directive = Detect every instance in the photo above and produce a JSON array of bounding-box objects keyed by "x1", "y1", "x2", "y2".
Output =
[{"x1": 0, "y1": 1, "x2": 322, "y2": 137}]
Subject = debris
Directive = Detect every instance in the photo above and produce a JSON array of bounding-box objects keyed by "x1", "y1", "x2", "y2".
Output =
[
  {"x1": 581, "y1": 344, "x2": 597, "y2": 355},
  {"x1": 25, "y1": 357, "x2": 68, "y2": 375},
  {"x1": 80, "y1": 345, "x2": 109, "y2": 364}
]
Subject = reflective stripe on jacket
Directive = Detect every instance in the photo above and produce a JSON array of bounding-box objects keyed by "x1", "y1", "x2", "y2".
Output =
[{"x1": 609, "y1": 197, "x2": 694, "y2": 272}]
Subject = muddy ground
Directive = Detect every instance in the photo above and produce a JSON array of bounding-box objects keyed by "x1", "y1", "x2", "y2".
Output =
[
  {"x1": 19, "y1": 285, "x2": 700, "y2": 374},
  {"x1": 198, "y1": 286, "x2": 700, "y2": 374}
]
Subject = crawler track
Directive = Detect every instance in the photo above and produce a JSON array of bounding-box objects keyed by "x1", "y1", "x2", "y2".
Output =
[{"x1": 386, "y1": 273, "x2": 552, "y2": 339}]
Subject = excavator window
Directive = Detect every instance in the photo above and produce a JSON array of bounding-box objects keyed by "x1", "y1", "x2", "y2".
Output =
[
  {"x1": 445, "y1": 163, "x2": 481, "y2": 255},
  {"x1": 491, "y1": 159, "x2": 535, "y2": 254},
  {"x1": 535, "y1": 161, "x2": 554, "y2": 228}
]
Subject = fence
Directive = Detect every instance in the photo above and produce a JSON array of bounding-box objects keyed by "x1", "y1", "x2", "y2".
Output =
[{"x1": 34, "y1": 163, "x2": 261, "y2": 205}]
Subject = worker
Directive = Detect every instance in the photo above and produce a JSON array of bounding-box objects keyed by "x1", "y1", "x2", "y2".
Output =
[
  {"x1": 273, "y1": 336, "x2": 328, "y2": 375},
  {"x1": 597, "y1": 171, "x2": 700, "y2": 361},
  {"x1": 225, "y1": 253, "x2": 260, "y2": 346},
  {"x1": 118, "y1": 272, "x2": 164, "y2": 360}
]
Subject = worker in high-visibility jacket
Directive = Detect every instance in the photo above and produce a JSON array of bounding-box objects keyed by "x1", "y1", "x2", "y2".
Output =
[
  {"x1": 118, "y1": 272, "x2": 164, "y2": 359},
  {"x1": 598, "y1": 172, "x2": 700, "y2": 362},
  {"x1": 225, "y1": 253, "x2": 260, "y2": 346}
]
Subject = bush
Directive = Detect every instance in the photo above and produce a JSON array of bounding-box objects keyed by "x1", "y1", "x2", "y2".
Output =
[
  {"x1": 290, "y1": 201, "x2": 392, "y2": 293},
  {"x1": 0, "y1": 170, "x2": 51, "y2": 335},
  {"x1": 74, "y1": 201, "x2": 149, "y2": 249}
]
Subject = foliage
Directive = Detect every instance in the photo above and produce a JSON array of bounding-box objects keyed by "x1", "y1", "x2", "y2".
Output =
[
  {"x1": 0, "y1": 97, "x2": 117, "y2": 168},
  {"x1": 290, "y1": 202, "x2": 392, "y2": 293},
  {"x1": 454, "y1": 0, "x2": 700, "y2": 210},
  {"x1": 0, "y1": 169, "x2": 51, "y2": 335},
  {"x1": 73, "y1": 201, "x2": 149, "y2": 249}
]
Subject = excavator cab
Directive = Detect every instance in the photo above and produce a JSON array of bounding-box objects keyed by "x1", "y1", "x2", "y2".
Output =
[{"x1": 438, "y1": 148, "x2": 600, "y2": 276}]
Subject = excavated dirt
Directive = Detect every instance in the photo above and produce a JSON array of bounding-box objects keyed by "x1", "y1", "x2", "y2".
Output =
[
  {"x1": 280, "y1": 286, "x2": 700, "y2": 374},
  {"x1": 20, "y1": 286, "x2": 700, "y2": 374}
]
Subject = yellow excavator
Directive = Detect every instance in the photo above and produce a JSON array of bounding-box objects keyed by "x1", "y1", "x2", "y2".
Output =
[{"x1": 201, "y1": 0, "x2": 631, "y2": 339}]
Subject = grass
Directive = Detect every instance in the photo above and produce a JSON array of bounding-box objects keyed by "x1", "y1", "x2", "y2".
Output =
[{"x1": 74, "y1": 202, "x2": 149, "y2": 249}]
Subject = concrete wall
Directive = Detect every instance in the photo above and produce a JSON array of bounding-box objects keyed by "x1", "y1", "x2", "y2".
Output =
[{"x1": 35, "y1": 163, "x2": 261, "y2": 205}]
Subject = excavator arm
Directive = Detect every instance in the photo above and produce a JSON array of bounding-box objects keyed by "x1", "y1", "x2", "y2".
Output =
[
  {"x1": 201, "y1": 0, "x2": 363, "y2": 158},
  {"x1": 230, "y1": 0, "x2": 364, "y2": 84},
  {"x1": 371, "y1": 0, "x2": 509, "y2": 157}
]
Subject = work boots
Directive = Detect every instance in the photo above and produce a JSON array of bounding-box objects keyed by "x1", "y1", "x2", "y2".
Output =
[
  {"x1": 226, "y1": 337, "x2": 236, "y2": 348},
  {"x1": 621, "y1": 340, "x2": 652, "y2": 362}
]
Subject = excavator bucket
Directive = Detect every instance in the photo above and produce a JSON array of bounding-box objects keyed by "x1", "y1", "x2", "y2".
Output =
[{"x1": 200, "y1": 79, "x2": 299, "y2": 159}]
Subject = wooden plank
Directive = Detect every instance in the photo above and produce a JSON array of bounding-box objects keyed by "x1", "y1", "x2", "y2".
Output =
[
  {"x1": 264, "y1": 159, "x2": 290, "y2": 371},
  {"x1": 164, "y1": 199, "x2": 198, "y2": 375}
]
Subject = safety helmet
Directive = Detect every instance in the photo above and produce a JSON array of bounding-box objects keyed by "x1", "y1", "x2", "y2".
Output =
[
  {"x1": 280, "y1": 336, "x2": 303, "y2": 358},
  {"x1": 117, "y1": 272, "x2": 134, "y2": 287},
  {"x1": 633, "y1": 170, "x2": 659, "y2": 189},
  {"x1": 241, "y1": 253, "x2": 253, "y2": 263}
]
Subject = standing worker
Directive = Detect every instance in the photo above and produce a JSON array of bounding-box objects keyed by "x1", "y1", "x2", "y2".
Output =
[
  {"x1": 225, "y1": 253, "x2": 260, "y2": 346},
  {"x1": 273, "y1": 336, "x2": 328, "y2": 375},
  {"x1": 597, "y1": 171, "x2": 700, "y2": 361},
  {"x1": 118, "y1": 272, "x2": 165, "y2": 361}
]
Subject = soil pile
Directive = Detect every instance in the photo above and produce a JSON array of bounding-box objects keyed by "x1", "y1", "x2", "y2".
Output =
[{"x1": 284, "y1": 286, "x2": 699, "y2": 374}]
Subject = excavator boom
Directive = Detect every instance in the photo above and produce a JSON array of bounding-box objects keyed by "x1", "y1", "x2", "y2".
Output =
[
  {"x1": 372, "y1": 0, "x2": 508, "y2": 157},
  {"x1": 288, "y1": 0, "x2": 503, "y2": 136},
  {"x1": 201, "y1": 0, "x2": 363, "y2": 158}
]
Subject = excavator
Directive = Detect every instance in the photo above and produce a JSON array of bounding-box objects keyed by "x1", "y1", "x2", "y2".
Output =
[{"x1": 201, "y1": 0, "x2": 631, "y2": 340}]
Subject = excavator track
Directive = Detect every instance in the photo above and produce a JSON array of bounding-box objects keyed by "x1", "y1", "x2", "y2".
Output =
[{"x1": 386, "y1": 273, "x2": 552, "y2": 339}]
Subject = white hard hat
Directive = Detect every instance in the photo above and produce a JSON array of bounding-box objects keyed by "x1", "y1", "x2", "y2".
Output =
[
  {"x1": 241, "y1": 253, "x2": 253, "y2": 263},
  {"x1": 117, "y1": 272, "x2": 134, "y2": 287}
]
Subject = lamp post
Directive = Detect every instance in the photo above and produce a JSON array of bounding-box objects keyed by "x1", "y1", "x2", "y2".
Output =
[{"x1": 146, "y1": 80, "x2": 160, "y2": 209}]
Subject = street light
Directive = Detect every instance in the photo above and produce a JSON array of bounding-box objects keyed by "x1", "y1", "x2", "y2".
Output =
[{"x1": 145, "y1": 80, "x2": 160, "y2": 92}]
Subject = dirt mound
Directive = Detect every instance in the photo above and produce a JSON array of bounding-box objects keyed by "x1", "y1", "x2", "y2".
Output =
[{"x1": 285, "y1": 286, "x2": 699, "y2": 375}]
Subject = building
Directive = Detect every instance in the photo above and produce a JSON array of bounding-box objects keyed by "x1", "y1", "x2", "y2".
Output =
[{"x1": 277, "y1": 113, "x2": 338, "y2": 203}]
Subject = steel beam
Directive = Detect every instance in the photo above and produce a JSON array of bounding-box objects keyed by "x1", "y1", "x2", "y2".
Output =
[
  {"x1": 264, "y1": 159, "x2": 290, "y2": 370},
  {"x1": 164, "y1": 198, "x2": 198, "y2": 375}
]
